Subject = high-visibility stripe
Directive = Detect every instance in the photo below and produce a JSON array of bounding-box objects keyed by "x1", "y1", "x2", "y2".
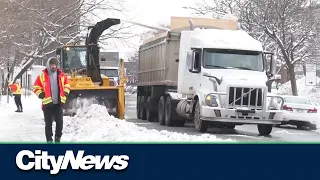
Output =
[
  {"x1": 40, "y1": 73, "x2": 44, "y2": 83},
  {"x1": 64, "y1": 88, "x2": 70, "y2": 94},
  {"x1": 33, "y1": 85, "x2": 42, "y2": 89},
  {"x1": 42, "y1": 97, "x2": 52, "y2": 105},
  {"x1": 35, "y1": 90, "x2": 42, "y2": 96},
  {"x1": 60, "y1": 96, "x2": 67, "y2": 103}
]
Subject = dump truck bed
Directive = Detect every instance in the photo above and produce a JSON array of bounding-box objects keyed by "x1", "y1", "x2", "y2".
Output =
[{"x1": 137, "y1": 16, "x2": 238, "y2": 87}]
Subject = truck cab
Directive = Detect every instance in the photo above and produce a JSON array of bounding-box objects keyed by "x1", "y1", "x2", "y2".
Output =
[
  {"x1": 100, "y1": 66, "x2": 120, "y2": 85},
  {"x1": 178, "y1": 28, "x2": 283, "y2": 134}
]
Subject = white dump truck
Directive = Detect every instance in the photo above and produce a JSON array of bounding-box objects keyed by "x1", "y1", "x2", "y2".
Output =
[{"x1": 136, "y1": 16, "x2": 284, "y2": 135}]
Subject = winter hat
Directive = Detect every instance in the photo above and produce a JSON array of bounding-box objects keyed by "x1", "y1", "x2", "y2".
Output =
[{"x1": 49, "y1": 57, "x2": 58, "y2": 65}]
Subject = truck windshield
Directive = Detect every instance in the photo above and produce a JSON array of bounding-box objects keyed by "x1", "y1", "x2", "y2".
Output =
[
  {"x1": 62, "y1": 46, "x2": 87, "y2": 71},
  {"x1": 100, "y1": 69, "x2": 118, "y2": 77},
  {"x1": 203, "y1": 49, "x2": 264, "y2": 72}
]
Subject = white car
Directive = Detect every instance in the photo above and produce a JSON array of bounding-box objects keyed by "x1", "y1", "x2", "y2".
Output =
[{"x1": 279, "y1": 95, "x2": 319, "y2": 130}]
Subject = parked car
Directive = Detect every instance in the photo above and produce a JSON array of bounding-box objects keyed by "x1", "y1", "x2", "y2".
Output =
[{"x1": 279, "y1": 95, "x2": 319, "y2": 130}]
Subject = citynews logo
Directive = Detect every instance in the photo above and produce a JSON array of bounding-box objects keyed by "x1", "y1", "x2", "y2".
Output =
[{"x1": 15, "y1": 150, "x2": 129, "y2": 175}]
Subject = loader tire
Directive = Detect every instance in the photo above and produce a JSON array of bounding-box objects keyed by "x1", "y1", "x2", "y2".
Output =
[
  {"x1": 194, "y1": 100, "x2": 209, "y2": 132},
  {"x1": 146, "y1": 96, "x2": 156, "y2": 122},
  {"x1": 137, "y1": 96, "x2": 141, "y2": 119},
  {"x1": 140, "y1": 96, "x2": 147, "y2": 120},
  {"x1": 158, "y1": 96, "x2": 165, "y2": 125},
  {"x1": 257, "y1": 124, "x2": 273, "y2": 136}
]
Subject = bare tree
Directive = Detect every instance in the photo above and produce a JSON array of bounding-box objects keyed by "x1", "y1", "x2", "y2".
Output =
[
  {"x1": 0, "y1": 0, "x2": 135, "y2": 95},
  {"x1": 185, "y1": 0, "x2": 320, "y2": 96}
]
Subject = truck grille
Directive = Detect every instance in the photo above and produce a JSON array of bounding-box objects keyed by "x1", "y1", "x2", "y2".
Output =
[{"x1": 228, "y1": 87, "x2": 263, "y2": 109}]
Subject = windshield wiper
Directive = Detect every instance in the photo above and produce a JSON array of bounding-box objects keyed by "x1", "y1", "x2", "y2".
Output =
[
  {"x1": 233, "y1": 66, "x2": 252, "y2": 70},
  {"x1": 206, "y1": 65, "x2": 253, "y2": 70},
  {"x1": 206, "y1": 65, "x2": 228, "y2": 69}
]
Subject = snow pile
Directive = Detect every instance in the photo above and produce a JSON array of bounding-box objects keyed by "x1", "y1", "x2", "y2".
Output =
[
  {"x1": 63, "y1": 104, "x2": 235, "y2": 142},
  {"x1": 276, "y1": 76, "x2": 320, "y2": 104}
]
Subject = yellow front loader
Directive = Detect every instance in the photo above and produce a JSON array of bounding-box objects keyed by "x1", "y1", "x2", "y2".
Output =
[{"x1": 55, "y1": 18, "x2": 125, "y2": 119}]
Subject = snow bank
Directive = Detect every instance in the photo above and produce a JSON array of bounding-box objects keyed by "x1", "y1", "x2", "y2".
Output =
[{"x1": 63, "y1": 104, "x2": 235, "y2": 142}]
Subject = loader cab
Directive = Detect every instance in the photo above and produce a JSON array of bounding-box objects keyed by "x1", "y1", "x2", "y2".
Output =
[{"x1": 56, "y1": 46, "x2": 87, "y2": 74}]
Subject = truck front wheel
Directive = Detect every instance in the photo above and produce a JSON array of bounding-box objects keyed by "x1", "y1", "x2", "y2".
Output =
[
  {"x1": 257, "y1": 124, "x2": 273, "y2": 136},
  {"x1": 165, "y1": 96, "x2": 174, "y2": 126},
  {"x1": 194, "y1": 101, "x2": 209, "y2": 132}
]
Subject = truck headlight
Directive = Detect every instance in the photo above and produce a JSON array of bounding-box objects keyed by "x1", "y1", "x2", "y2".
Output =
[{"x1": 205, "y1": 94, "x2": 218, "y2": 107}]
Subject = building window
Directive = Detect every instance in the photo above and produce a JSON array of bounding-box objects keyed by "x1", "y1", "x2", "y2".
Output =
[{"x1": 101, "y1": 58, "x2": 106, "y2": 61}]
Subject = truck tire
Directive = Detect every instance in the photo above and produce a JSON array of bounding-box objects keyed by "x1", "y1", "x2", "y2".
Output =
[
  {"x1": 165, "y1": 96, "x2": 174, "y2": 126},
  {"x1": 309, "y1": 124, "x2": 317, "y2": 130},
  {"x1": 158, "y1": 96, "x2": 165, "y2": 125},
  {"x1": 137, "y1": 96, "x2": 141, "y2": 119},
  {"x1": 146, "y1": 96, "x2": 156, "y2": 122},
  {"x1": 140, "y1": 96, "x2": 147, "y2": 120},
  {"x1": 194, "y1": 100, "x2": 209, "y2": 132},
  {"x1": 257, "y1": 124, "x2": 273, "y2": 136}
]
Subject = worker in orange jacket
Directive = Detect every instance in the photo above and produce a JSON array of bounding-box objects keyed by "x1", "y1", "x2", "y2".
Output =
[
  {"x1": 8, "y1": 82, "x2": 23, "y2": 112},
  {"x1": 33, "y1": 57, "x2": 70, "y2": 143}
]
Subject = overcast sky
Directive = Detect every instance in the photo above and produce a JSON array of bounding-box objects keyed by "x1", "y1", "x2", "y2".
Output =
[{"x1": 96, "y1": 0, "x2": 199, "y2": 59}]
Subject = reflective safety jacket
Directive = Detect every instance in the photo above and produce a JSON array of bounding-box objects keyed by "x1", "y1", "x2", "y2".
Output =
[
  {"x1": 8, "y1": 83, "x2": 22, "y2": 95},
  {"x1": 33, "y1": 68, "x2": 70, "y2": 107}
]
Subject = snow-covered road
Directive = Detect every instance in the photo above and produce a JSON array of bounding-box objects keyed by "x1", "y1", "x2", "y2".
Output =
[
  {"x1": 0, "y1": 95, "x2": 234, "y2": 142},
  {"x1": 125, "y1": 94, "x2": 320, "y2": 142},
  {"x1": 1, "y1": 91, "x2": 320, "y2": 143}
]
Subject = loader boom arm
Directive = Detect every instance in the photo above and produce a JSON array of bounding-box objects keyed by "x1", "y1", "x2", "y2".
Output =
[{"x1": 85, "y1": 18, "x2": 121, "y2": 84}]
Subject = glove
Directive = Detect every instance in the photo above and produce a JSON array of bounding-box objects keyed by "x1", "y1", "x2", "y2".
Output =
[
  {"x1": 38, "y1": 92, "x2": 45, "y2": 99},
  {"x1": 64, "y1": 91, "x2": 69, "y2": 97}
]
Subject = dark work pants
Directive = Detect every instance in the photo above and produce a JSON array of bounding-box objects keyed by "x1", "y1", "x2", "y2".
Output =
[
  {"x1": 14, "y1": 94, "x2": 22, "y2": 111},
  {"x1": 43, "y1": 104, "x2": 63, "y2": 141}
]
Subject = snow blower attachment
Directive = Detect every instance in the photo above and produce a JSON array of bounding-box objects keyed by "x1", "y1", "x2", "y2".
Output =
[{"x1": 55, "y1": 18, "x2": 125, "y2": 119}]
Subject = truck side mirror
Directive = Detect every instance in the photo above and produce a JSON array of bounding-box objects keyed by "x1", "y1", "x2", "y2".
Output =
[
  {"x1": 270, "y1": 54, "x2": 277, "y2": 76},
  {"x1": 187, "y1": 50, "x2": 194, "y2": 71}
]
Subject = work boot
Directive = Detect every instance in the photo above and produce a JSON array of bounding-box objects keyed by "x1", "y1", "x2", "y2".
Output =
[{"x1": 55, "y1": 136, "x2": 61, "y2": 143}]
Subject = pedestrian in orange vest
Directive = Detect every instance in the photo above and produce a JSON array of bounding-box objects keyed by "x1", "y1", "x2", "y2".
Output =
[
  {"x1": 33, "y1": 57, "x2": 70, "y2": 143},
  {"x1": 8, "y1": 82, "x2": 23, "y2": 112}
]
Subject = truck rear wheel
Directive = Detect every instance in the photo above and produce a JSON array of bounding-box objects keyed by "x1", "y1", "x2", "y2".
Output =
[
  {"x1": 140, "y1": 96, "x2": 147, "y2": 120},
  {"x1": 137, "y1": 96, "x2": 141, "y2": 119},
  {"x1": 257, "y1": 124, "x2": 273, "y2": 136},
  {"x1": 146, "y1": 96, "x2": 156, "y2": 122},
  {"x1": 194, "y1": 101, "x2": 209, "y2": 132},
  {"x1": 158, "y1": 96, "x2": 165, "y2": 125}
]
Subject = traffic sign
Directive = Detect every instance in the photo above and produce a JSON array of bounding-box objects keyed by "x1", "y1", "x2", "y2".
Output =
[{"x1": 305, "y1": 64, "x2": 317, "y2": 86}]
